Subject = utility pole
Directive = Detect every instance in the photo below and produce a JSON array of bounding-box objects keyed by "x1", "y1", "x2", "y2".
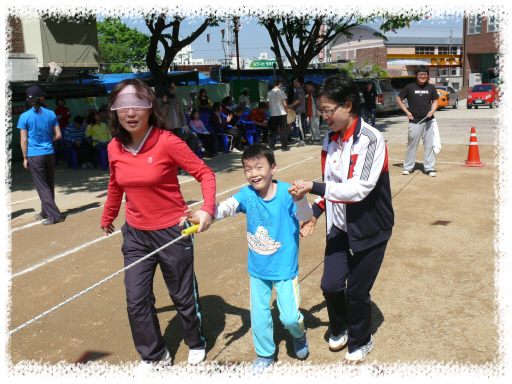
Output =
[
  {"x1": 233, "y1": 16, "x2": 241, "y2": 80},
  {"x1": 449, "y1": 30, "x2": 452, "y2": 87}
]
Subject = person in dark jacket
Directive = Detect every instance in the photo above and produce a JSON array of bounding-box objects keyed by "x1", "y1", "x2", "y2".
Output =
[{"x1": 289, "y1": 73, "x2": 394, "y2": 365}]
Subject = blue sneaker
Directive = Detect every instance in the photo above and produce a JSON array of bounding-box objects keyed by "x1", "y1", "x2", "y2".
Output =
[
  {"x1": 249, "y1": 355, "x2": 274, "y2": 375},
  {"x1": 293, "y1": 332, "x2": 309, "y2": 359}
]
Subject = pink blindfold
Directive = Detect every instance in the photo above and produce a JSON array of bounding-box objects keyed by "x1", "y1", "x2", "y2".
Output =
[{"x1": 111, "y1": 85, "x2": 152, "y2": 111}]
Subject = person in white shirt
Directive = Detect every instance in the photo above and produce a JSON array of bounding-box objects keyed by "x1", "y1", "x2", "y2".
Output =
[{"x1": 266, "y1": 78, "x2": 289, "y2": 152}]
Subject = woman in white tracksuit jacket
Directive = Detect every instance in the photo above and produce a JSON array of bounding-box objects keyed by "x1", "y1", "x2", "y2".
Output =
[{"x1": 290, "y1": 73, "x2": 394, "y2": 365}]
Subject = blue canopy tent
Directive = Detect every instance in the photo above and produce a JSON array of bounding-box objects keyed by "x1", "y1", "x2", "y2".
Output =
[{"x1": 81, "y1": 71, "x2": 217, "y2": 92}]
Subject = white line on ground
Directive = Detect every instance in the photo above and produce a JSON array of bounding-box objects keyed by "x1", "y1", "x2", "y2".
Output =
[
  {"x1": 11, "y1": 156, "x2": 317, "y2": 277},
  {"x1": 10, "y1": 193, "x2": 61, "y2": 206},
  {"x1": 388, "y1": 158, "x2": 497, "y2": 165}
]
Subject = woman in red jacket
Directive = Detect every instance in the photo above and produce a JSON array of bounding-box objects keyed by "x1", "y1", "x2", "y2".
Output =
[{"x1": 100, "y1": 79, "x2": 216, "y2": 374}]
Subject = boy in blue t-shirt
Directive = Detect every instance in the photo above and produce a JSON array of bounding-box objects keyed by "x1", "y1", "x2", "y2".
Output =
[{"x1": 183, "y1": 144, "x2": 313, "y2": 373}]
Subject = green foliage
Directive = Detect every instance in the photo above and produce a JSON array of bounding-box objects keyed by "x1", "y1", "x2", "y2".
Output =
[
  {"x1": 347, "y1": 61, "x2": 389, "y2": 79},
  {"x1": 97, "y1": 17, "x2": 159, "y2": 74}
]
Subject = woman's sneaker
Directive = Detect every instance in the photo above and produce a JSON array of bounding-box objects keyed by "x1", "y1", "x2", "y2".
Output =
[
  {"x1": 329, "y1": 329, "x2": 348, "y2": 351},
  {"x1": 188, "y1": 348, "x2": 206, "y2": 365},
  {"x1": 402, "y1": 170, "x2": 410, "y2": 175},
  {"x1": 131, "y1": 347, "x2": 172, "y2": 376},
  {"x1": 249, "y1": 355, "x2": 274, "y2": 375},
  {"x1": 344, "y1": 335, "x2": 373, "y2": 364}
]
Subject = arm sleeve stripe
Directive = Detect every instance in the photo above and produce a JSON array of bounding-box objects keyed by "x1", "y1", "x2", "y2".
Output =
[{"x1": 360, "y1": 127, "x2": 377, "y2": 181}]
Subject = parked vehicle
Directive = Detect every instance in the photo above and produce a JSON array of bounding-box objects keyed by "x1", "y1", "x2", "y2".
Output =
[
  {"x1": 436, "y1": 86, "x2": 459, "y2": 109},
  {"x1": 353, "y1": 78, "x2": 397, "y2": 114},
  {"x1": 436, "y1": 88, "x2": 450, "y2": 109},
  {"x1": 467, "y1": 83, "x2": 500, "y2": 109}
]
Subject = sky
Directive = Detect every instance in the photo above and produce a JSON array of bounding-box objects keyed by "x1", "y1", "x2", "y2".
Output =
[{"x1": 98, "y1": 13, "x2": 464, "y2": 63}]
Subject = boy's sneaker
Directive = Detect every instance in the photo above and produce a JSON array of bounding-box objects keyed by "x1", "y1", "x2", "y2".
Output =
[
  {"x1": 293, "y1": 332, "x2": 309, "y2": 359},
  {"x1": 329, "y1": 329, "x2": 348, "y2": 351},
  {"x1": 427, "y1": 170, "x2": 436, "y2": 177},
  {"x1": 131, "y1": 347, "x2": 172, "y2": 376},
  {"x1": 188, "y1": 348, "x2": 206, "y2": 365},
  {"x1": 402, "y1": 169, "x2": 410, "y2": 175},
  {"x1": 231, "y1": 148, "x2": 241, "y2": 153},
  {"x1": 344, "y1": 335, "x2": 373, "y2": 365},
  {"x1": 249, "y1": 355, "x2": 274, "y2": 375}
]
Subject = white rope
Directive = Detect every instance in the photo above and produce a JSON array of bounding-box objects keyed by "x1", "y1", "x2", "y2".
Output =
[{"x1": 7, "y1": 231, "x2": 193, "y2": 337}]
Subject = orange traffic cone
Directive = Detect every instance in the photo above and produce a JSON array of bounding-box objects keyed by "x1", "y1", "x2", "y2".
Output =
[{"x1": 462, "y1": 127, "x2": 485, "y2": 167}]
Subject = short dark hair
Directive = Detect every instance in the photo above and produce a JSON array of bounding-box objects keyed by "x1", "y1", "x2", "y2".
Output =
[
  {"x1": 86, "y1": 111, "x2": 97, "y2": 126},
  {"x1": 273, "y1": 77, "x2": 282, "y2": 86},
  {"x1": 190, "y1": 108, "x2": 199, "y2": 117},
  {"x1": 98, "y1": 107, "x2": 108, "y2": 114},
  {"x1": 415, "y1": 65, "x2": 429, "y2": 75},
  {"x1": 55, "y1": 97, "x2": 65, "y2": 106},
  {"x1": 233, "y1": 106, "x2": 244, "y2": 113},
  {"x1": 304, "y1": 81, "x2": 314, "y2": 87},
  {"x1": 74, "y1": 115, "x2": 84, "y2": 124},
  {"x1": 295, "y1": 77, "x2": 304, "y2": 86},
  {"x1": 222, "y1": 96, "x2": 231, "y2": 105},
  {"x1": 258, "y1": 102, "x2": 268, "y2": 109},
  {"x1": 314, "y1": 73, "x2": 361, "y2": 115},
  {"x1": 242, "y1": 144, "x2": 276, "y2": 168},
  {"x1": 211, "y1": 101, "x2": 222, "y2": 112}
]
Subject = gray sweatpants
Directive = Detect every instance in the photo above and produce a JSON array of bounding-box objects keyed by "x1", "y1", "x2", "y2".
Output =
[
  {"x1": 309, "y1": 116, "x2": 321, "y2": 140},
  {"x1": 403, "y1": 119, "x2": 436, "y2": 172}
]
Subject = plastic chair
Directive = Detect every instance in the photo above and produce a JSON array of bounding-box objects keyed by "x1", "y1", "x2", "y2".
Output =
[
  {"x1": 203, "y1": 114, "x2": 230, "y2": 154},
  {"x1": 92, "y1": 140, "x2": 109, "y2": 170},
  {"x1": 54, "y1": 144, "x2": 68, "y2": 166},
  {"x1": 239, "y1": 119, "x2": 258, "y2": 145},
  {"x1": 67, "y1": 145, "x2": 90, "y2": 170}
]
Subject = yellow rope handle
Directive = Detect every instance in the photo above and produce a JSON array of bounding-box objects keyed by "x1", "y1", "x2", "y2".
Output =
[{"x1": 181, "y1": 219, "x2": 215, "y2": 236}]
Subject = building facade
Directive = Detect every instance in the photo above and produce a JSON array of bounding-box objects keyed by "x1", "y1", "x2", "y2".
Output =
[
  {"x1": 7, "y1": 14, "x2": 100, "y2": 82},
  {"x1": 329, "y1": 25, "x2": 463, "y2": 90},
  {"x1": 462, "y1": 14, "x2": 500, "y2": 87}
]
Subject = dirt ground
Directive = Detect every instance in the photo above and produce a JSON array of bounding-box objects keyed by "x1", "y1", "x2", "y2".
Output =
[{"x1": 5, "y1": 109, "x2": 502, "y2": 376}]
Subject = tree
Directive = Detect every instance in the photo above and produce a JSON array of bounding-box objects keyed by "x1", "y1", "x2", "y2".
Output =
[
  {"x1": 259, "y1": 12, "x2": 424, "y2": 89},
  {"x1": 97, "y1": 17, "x2": 157, "y2": 74},
  {"x1": 348, "y1": 61, "x2": 389, "y2": 79},
  {"x1": 144, "y1": 13, "x2": 220, "y2": 84}
]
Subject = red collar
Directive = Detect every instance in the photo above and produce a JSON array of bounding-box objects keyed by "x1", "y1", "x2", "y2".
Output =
[{"x1": 331, "y1": 118, "x2": 358, "y2": 143}]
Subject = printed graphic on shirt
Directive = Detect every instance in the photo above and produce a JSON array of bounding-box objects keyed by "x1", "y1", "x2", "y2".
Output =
[
  {"x1": 148, "y1": 157, "x2": 153, "y2": 164},
  {"x1": 247, "y1": 226, "x2": 282, "y2": 255},
  {"x1": 414, "y1": 90, "x2": 431, "y2": 96}
]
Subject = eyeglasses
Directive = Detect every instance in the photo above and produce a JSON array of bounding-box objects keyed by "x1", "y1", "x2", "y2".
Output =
[
  {"x1": 417, "y1": 73, "x2": 429, "y2": 77},
  {"x1": 116, "y1": 107, "x2": 151, "y2": 114},
  {"x1": 318, "y1": 103, "x2": 344, "y2": 117}
]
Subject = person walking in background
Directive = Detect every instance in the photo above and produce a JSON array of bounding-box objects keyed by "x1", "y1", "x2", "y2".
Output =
[
  {"x1": 288, "y1": 77, "x2": 307, "y2": 147},
  {"x1": 267, "y1": 78, "x2": 289, "y2": 152},
  {"x1": 305, "y1": 81, "x2": 322, "y2": 141},
  {"x1": 362, "y1": 82, "x2": 378, "y2": 127},
  {"x1": 17, "y1": 86, "x2": 64, "y2": 226},
  {"x1": 396, "y1": 65, "x2": 439, "y2": 177}
]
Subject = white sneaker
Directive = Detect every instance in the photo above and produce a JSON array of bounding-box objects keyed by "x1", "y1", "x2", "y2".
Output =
[
  {"x1": 427, "y1": 171, "x2": 436, "y2": 177},
  {"x1": 131, "y1": 348, "x2": 172, "y2": 376},
  {"x1": 188, "y1": 349, "x2": 206, "y2": 365},
  {"x1": 329, "y1": 329, "x2": 348, "y2": 351},
  {"x1": 231, "y1": 148, "x2": 241, "y2": 153},
  {"x1": 344, "y1": 336, "x2": 373, "y2": 364},
  {"x1": 402, "y1": 170, "x2": 410, "y2": 175}
]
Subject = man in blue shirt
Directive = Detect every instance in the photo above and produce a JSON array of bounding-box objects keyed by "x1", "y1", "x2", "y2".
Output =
[{"x1": 17, "y1": 86, "x2": 64, "y2": 225}]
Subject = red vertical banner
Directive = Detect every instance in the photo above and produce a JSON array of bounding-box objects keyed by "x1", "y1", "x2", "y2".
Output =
[
  {"x1": 221, "y1": 29, "x2": 225, "y2": 39},
  {"x1": 207, "y1": 34, "x2": 210, "y2": 43},
  {"x1": 317, "y1": 24, "x2": 325, "y2": 62}
]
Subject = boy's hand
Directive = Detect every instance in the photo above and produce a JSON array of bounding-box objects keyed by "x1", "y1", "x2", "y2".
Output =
[
  {"x1": 300, "y1": 217, "x2": 317, "y2": 237},
  {"x1": 291, "y1": 179, "x2": 313, "y2": 200}
]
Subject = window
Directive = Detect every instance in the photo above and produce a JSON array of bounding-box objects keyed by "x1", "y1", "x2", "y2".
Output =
[
  {"x1": 415, "y1": 46, "x2": 435, "y2": 55},
  {"x1": 488, "y1": 16, "x2": 499, "y2": 32},
  {"x1": 468, "y1": 15, "x2": 482, "y2": 34},
  {"x1": 439, "y1": 67, "x2": 448, "y2": 76},
  {"x1": 337, "y1": 51, "x2": 341, "y2": 61},
  {"x1": 438, "y1": 47, "x2": 458, "y2": 55}
]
